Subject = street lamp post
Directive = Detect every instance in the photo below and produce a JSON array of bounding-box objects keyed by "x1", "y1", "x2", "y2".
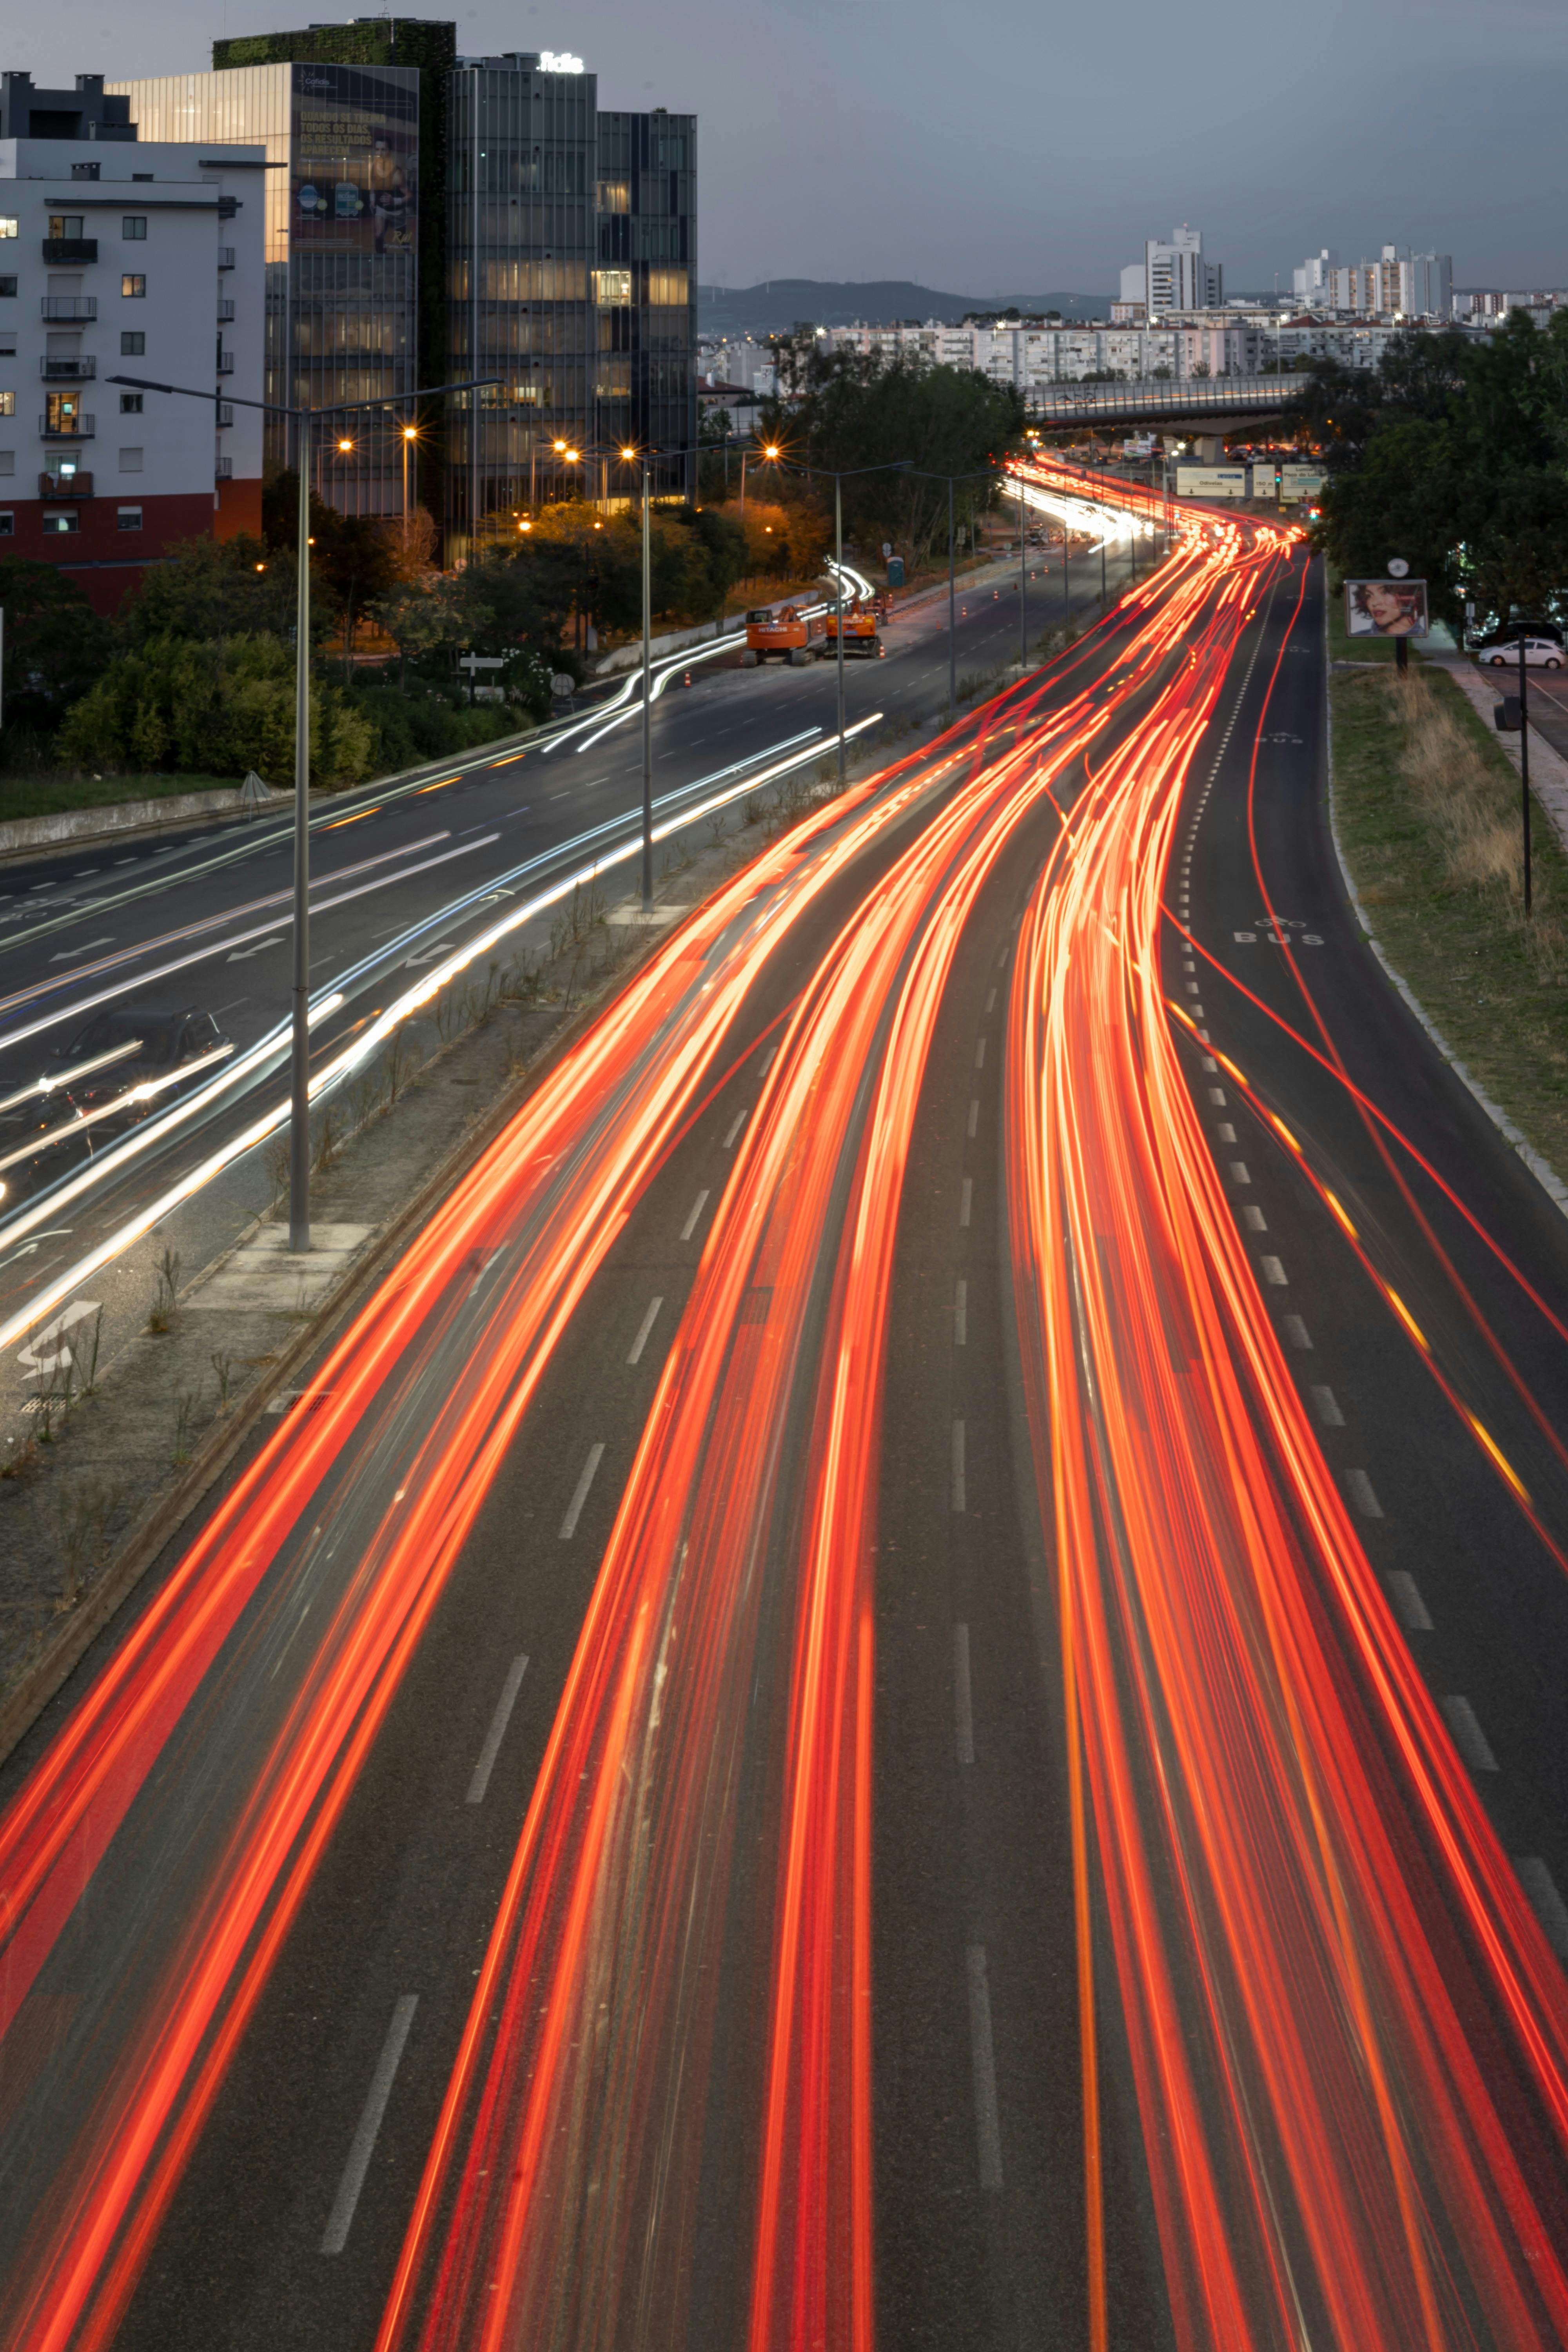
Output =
[
  {"x1": 109, "y1": 370, "x2": 497, "y2": 1253},
  {"x1": 401, "y1": 423, "x2": 417, "y2": 554},
  {"x1": 909, "y1": 464, "x2": 996, "y2": 715},
  {"x1": 641, "y1": 457, "x2": 653, "y2": 912}
]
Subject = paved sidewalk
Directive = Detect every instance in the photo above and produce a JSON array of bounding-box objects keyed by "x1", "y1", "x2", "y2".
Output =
[{"x1": 1426, "y1": 653, "x2": 1568, "y2": 860}]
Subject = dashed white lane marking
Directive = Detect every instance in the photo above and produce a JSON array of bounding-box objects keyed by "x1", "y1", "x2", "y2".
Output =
[
  {"x1": 954, "y1": 1624, "x2": 975, "y2": 1764},
  {"x1": 320, "y1": 1995, "x2": 419, "y2": 2255},
  {"x1": 955, "y1": 1278, "x2": 967, "y2": 1346},
  {"x1": 1309, "y1": 1384, "x2": 1345, "y2": 1426},
  {"x1": 560, "y1": 1443, "x2": 606, "y2": 1539},
  {"x1": 1229, "y1": 1161, "x2": 1251, "y2": 1184},
  {"x1": 466, "y1": 1655, "x2": 530, "y2": 1803},
  {"x1": 1281, "y1": 1314, "x2": 1313, "y2": 1349},
  {"x1": 1241, "y1": 1205, "x2": 1268, "y2": 1232},
  {"x1": 723, "y1": 1107, "x2": 748, "y2": 1147},
  {"x1": 1208, "y1": 1087, "x2": 1227, "y2": 1107},
  {"x1": 968, "y1": 1098, "x2": 979, "y2": 1138},
  {"x1": 1345, "y1": 1467, "x2": 1383, "y2": 1517},
  {"x1": 1385, "y1": 1571, "x2": 1434, "y2": 1631},
  {"x1": 1260, "y1": 1256, "x2": 1289, "y2": 1287},
  {"x1": 952, "y1": 1421, "x2": 967, "y2": 1512},
  {"x1": 985, "y1": 987, "x2": 997, "y2": 1012},
  {"x1": 960, "y1": 1177, "x2": 973, "y2": 1228},
  {"x1": 1516, "y1": 1857, "x2": 1568, "y2": 1958},
  {"x1": 1441, "y1": 1695, "x2": 1499, "y2": 1773},
  {"x1": 1201, "y1": 1054, "x2": 1218, "y2": 1073},
  {"x1": 966, "y1": 1947, "x2": 1004, "y2": 2191},
  {"x1": 680, "y1": 1189, "x2": 710, "y2": 1241},
  {"x1": 975, "y1": 1036, "x2": 987, "y2": 1069},
  {"x1": 627, "y1": 1296, "x2": 663, "y2": 1365},
  {"x1": 759, "y1": 1044, "x2": 779, "y2": 1076}
]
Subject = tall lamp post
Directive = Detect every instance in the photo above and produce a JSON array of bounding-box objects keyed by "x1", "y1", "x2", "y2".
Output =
[
  {"x1": 794, "y1": 459, "x2": 912, "y2": 784},
  {"x1": 110, "y1": 370, "x2": 498, "y2": 1253},
  {"x1": 910, "y1": 464, "x2": 1000, "y2": 713}
]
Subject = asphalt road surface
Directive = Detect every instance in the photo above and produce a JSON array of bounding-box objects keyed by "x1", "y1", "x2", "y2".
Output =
[{"x1": 4, "y1": 499, "x2": 1568, "y2": 2352}]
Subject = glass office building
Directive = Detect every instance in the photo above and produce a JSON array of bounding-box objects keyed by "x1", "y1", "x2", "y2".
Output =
[
  {"x1": 116, "y1": 29, "x2": 696, "y2": 555},
  {"x1": 114, "y1": 60, "x2": 421, "y2": 515}
]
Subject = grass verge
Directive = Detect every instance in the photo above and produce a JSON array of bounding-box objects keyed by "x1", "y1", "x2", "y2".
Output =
[
  {"x1": 1332, "y1": 659, "x2": 1568, "y2": 1173},
  {"x1": 0, "y1": 769, "x2": 242, "y2": 823}
]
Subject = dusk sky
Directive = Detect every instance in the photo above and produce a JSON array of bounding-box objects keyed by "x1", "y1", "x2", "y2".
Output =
[{"x1": 11, "y1": 0, "x2": 1565, "y2": 292}]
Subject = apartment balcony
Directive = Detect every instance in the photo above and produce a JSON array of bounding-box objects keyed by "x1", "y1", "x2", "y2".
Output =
[
  {"x1": 217, "y1": 245, "x2": 236, "y2": 270},
  {"x1": 39, "y1": 413, "x2": 94, "y2": 439},
  {"x1": 40, "y1": 355, "x2": 96, "y2": 380},
  {"x1": 42, "y1": 239, "x2": 97, "y2": 265},
  {"x1": 216, "y1": 455, "x2": 233, "y2": 479},
  {"x1": 216, "y1": 298, "x2": 235, "y2": 322},
  {"x1": 216, "y1": 401, "x2": 234, "y2": 426},
  {"x1": 39, "y1": 470, "x2": 93, "y2": 497},
  {"x1": 216, "y1": 349, "x2": 234, "y2": 375},
  {"x1": 40, "y1": 296, "x2": 96, "y2": 322}
]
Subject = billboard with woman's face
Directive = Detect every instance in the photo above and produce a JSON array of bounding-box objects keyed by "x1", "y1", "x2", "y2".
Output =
[{"x1": 1345, "y1": 579, "x2": 1429, "y2": 638}]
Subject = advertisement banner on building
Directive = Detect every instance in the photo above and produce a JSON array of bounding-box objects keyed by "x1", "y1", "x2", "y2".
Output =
[
  {"x1": 1345, "y1": 579, "x2": 1429, "y2": 639},
  {"x1": 1174, "y1": 464, "x2": 1247, "y2": 500},
  {"x1": 1280, "y1": 464, "x2": 1327, "y2": 500},
  {"x1": 292, "y1": 65, "x2": 417, "y2": 256}
]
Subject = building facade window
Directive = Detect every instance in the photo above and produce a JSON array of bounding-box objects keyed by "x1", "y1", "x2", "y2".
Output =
[
  {"x1": 122, "y1": 216, "x2": 147, "y2": 240},
  {"x1": 121, "y1": 273, "x2": 145, "y2": 298},
  {"x1": 47, "y1": 215, "x2": 85, "y2": 241},
  {"x1": 118, "y1": 446, "x2": 143, "y2": 472},
  {"x1": 119, "y1": 392, "x2": 143, "y2": 413},
  {"x1": 120, "y1": 330, "x2": 145, "y2": 355},
  {"x1": 592, "y1": 267, "x2": 631, "y2": 305},
  {"x1": 0, "y1": 220, "x2": 16, "y2": 240},
  {"x1": 0, "y1": 278, "x2": 15, "y2": 298},
  {"x1": 116, "y1": 505, "x2": 142, "y2": 530},
  {"x1": 0, "y1": 512, "x2": 12, "y2": 535},
  {"x1": 41, "y1": 512, "x2": 78, "y2": 533},
  {"x1": 0, "y1": 453, "x2": 13, "y2": 476},
  {"x1": 0, "y1": 392, "x2": 13, "y2": 417}
]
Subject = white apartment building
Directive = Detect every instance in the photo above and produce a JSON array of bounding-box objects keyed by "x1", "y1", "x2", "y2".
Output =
[
  {"x1": 0, "y1": 71, "x2": 263, "y2": 612},
  {"x1": 822, "y1": 316, "x2": 1273, "y2": 394},
  {"x1": 1294, "y1": 243, "x2": 1452, "y2": 319},
  {"x1": 1120, "y1": 227, "x2": 1222, "y2": 316}
]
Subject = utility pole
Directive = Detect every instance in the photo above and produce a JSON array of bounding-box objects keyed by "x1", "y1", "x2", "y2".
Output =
[
  {"x1": 1018, "y1": 472, "x2": 1027, "y2": 669},
  {"x1": 835, "y1": 474, "x2": 847, "y2": 787},
  {"x1": 289, "y1": 413, "x2": 311, "y2": 1252},
  {"x1": 641, "y1": 460, "x2": 654, "y2": 912},
  {"x1": 1521, "y1": 624, "x2": 1534, "y2": 916}
]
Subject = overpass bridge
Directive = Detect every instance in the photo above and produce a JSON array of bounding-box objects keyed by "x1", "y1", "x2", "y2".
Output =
[{"x1": 1026, "y1": 375, "x2": 1308, "y2": 435}]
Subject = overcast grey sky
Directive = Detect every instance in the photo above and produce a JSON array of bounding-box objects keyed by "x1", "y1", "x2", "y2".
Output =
[{"x1": 13, "y1": 0, "x2": 1566, "y2": 291}]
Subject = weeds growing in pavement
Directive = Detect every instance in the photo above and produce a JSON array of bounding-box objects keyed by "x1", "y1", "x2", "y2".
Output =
[
  {"x1": 211, "y1": 1349, "x2": 236, "y2": 1416},
  {"x1": 51, "y1": 1474, "x2": 118, "y2": 1611},
  {"x1": 171, "y1": 1385, "x2": 201, "y2": 1465},
  {"x1": 147, "y1": 1247, "x2": 182, "y2": 1334}
]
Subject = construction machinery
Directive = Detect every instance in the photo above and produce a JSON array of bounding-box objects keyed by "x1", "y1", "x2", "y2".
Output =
[
  {"x1": 740, "y1": 605, "x2": 815, "y2": 667},
  {"x1": 822, "y1": 595, "x2": 881, "y2": 659}
]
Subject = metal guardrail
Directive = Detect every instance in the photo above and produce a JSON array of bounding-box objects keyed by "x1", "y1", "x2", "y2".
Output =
[
  {"x1": 1027, "y1": 376, "x2": 1308, "y2": 423},
  {"x1": 40, "y1": 296, "x2": 96, "y2": 321},
  {"x1": 39, "y1": 414, "x2": 94, "y2": 440}
]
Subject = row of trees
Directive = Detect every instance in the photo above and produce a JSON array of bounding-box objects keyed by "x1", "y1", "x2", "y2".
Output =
[{"x1": 1310, "y1": 312, "x2": 1568, "y2": 628}]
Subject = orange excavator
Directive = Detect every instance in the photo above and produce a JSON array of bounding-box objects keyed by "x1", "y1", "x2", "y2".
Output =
[
  {"x1": 822, "y1": 593, "x2": 881, "y2": 659},
  {"x1": 741, "y1": 605, "x2": 815, "y2": 667}
]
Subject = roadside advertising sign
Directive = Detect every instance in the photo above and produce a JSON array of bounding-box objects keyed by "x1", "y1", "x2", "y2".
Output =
[{"x1": 1345, "y1": 579, "x2": 1429, "y2": 639}]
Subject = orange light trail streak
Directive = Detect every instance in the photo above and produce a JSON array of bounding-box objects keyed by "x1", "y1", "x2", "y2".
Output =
[{"x1": 1005, "y1": 523, "x2": 1568, "y2": 2347}]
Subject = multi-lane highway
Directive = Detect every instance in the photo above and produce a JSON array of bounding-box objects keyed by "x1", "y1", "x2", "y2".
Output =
[
  {"x1": 0, "y1": 536, "x2": 1121, "y2": 1432},
  {"x1": 2, "y1": 474, "x2": 1568, "y2": 2351}
]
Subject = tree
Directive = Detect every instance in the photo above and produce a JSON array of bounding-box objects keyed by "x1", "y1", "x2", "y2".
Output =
[
  {"x1": 371, "y1": 575, "x2": 467, "y2": 687},
  {"x1": 57, "y1": 633, "x2": 375, "y2": 785},
  {"x1": 310, "y1": 510, "x2": 402, "y2": 673},
  {"x1": 0, "y1": 558, "x2": 111, "y2": 734},
  {"x1": 115, "y1": 532, "x2": 304, "y2": 647}
]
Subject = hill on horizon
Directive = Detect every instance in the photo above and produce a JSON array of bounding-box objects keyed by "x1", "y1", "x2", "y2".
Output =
[{"x1": 699, "y1": 278, "x2": 1106, "y2": 335}]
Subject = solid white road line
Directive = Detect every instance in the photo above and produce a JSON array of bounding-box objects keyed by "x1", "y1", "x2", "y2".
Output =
[
  {"x1": 1385, "y1": 1571, "x2": 1434, "y2": 1631},
  {"x1": 960, "y1": 1178, "x2": 973, "y2": 1229},
  {"x1": 955, "y1": 1278, "x2": 967, "y2": 1346},
  {"x1": 560, "y1": 1443, "x2": 606, "y2": 1539},
  {"x1": 627, "y1": 1296, "x2": 663, "y2": 1365},
  {"x1": 320, "y1": 1994, "x2": 419, "y2": 2254},
  {"x1": 954, "y1": 1624, "x2": 975, "y2": 1765},
  {"x1": 1345, "y1": 1467, "x2": 1383, "y2": 1516},
  {"x1": 1309, "y1": 1384, "x2": 1345, "y2": 1427},
  {"x1": 1441, "y1": 1695, "x2": 1500, "y2": 1772},
  {"x1": 965, "y1": 1946, "x2": 1004, "y2": 2191},
  {"x1": 680, "y1": 1189, "x2": 710, "y2": 1241},
  {"x1": 1516, "y1": 1857, "x2": 1568, "y2": 1957},
  {"x1": 952, "y1": 1420, "x2": 966, "y2": 1513},
  {"x1": 466, "y1": 1655, "x2": 530, "y2": 1803}
]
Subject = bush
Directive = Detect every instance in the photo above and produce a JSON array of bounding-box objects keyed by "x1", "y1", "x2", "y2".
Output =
[
  {"x1": 346, "y1": 679, "x2": 517, "y2": 771},
  {"x1": 58, "y1": 633, "x2": 376, "y2": 788}
]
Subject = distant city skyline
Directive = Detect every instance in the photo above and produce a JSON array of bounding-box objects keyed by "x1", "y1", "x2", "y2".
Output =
[{"x1": 9, "y1": 0, "x2": 1564, "y2": 288}]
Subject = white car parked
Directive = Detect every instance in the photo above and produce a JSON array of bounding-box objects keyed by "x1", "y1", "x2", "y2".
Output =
[{"x1": 1485, "y1": 637, "x2": 1564, "y2": 669}]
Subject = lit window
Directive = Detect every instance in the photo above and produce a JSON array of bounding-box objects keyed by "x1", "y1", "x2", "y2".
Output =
[
  {"x1": 42, "y1": 511, "x2": 78, "y2": 533},
  {"x1": 116, "y1": 505, "x2": 143, "y2": 532},
  {"x1": 47, "y1": 215, "x2": 85, "y2": 241},
  {"x1": 119, "y1": 392, "x2": 143, "y2": 414},
  {"x1": 593, "y1": 268, "x2": 632, "y2": 306},
  {"x1": 119, "y1": 447, "x2": 143, "y2": 472},
  {"x1": 0, "y1": 220, "x2": 16, "y2": 240},
  {"x1": 0, "y1": 392, "x2": 13, "y2": 418},
  {"x1": 121, "y1": 331, "x2": 145, "y2": 355},
  {"x1": 122, "y1": 216, "x2": 147, "y2": 241},
  {"x1": 121, "y1": 274, "x2": 146, "y2": 299},
  {"x1": 595, "y1": 180, "x2": 630, "y2": 214}
]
